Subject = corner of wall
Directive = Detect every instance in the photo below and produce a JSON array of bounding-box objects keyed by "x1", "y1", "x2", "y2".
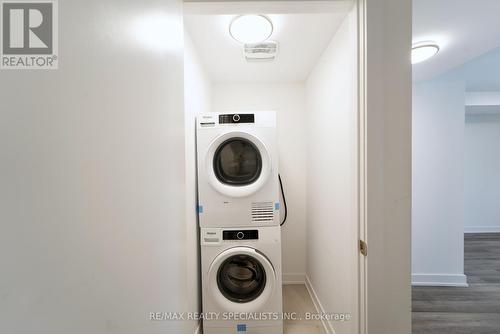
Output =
[
  {"x1": 282, "y1": 273, "x2": 306, "y2": 285},
  {"x1": 305, "y1": 276, "x2": 336, "y2": 334},
  {"x1": 184, "y1": 28, "x2": 212, "y2": 334}
]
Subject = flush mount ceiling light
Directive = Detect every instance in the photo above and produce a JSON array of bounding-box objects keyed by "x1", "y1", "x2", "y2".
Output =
[
  {"x1": 229, "y1": 15, "x2": 273, "y2": 44},
  {"x1": 412, "y1": 42, "x2": 440, "y2": 64}
]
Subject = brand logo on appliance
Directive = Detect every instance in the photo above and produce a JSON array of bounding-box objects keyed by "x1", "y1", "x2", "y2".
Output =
[{"x1": 1, "y1": 0, "x2": 58, "y2": 69}]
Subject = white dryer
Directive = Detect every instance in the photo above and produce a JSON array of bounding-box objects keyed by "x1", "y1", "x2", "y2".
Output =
[
  {"x1": 201, "y1": 226, "x2": 283, "y2": 334},
  {"x1": 196, "y1": 111, "x2": 279, "y2": 228}
]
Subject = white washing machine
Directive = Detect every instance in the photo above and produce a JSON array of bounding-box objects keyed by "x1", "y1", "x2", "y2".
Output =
[
  {"x1": 201, "y1": 226, "x2": 283, "y2": 334},
  {"x1": 196, "y1": 111, "x2": 279, "y2": 228}
]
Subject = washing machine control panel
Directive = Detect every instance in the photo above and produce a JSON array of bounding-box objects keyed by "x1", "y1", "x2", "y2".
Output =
[
  {"x1": 223, "y1": 230, "x2": 259, "y2": 240},
  {"x1": 219, "y1": 113, "x2": 255, "y2": 124}
]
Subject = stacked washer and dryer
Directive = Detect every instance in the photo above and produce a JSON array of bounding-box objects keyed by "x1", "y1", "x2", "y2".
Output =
[{"x1": 196, "y1": 111, "x2": 283, "y2": 334}]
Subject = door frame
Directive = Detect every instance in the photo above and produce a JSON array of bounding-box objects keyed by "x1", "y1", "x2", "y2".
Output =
[{"x1": 356, "y1": 0, "x2": 412, "y2": 333}]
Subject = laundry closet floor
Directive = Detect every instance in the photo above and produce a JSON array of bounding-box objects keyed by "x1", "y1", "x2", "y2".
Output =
[{"x1": 283, "y1": 284, "x2": 325, "y2": 334}]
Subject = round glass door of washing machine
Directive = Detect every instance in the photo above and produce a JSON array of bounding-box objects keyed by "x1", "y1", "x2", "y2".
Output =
[
  {"x1": 209, "y1": 247, "x2": 276, "y2": 312},
  {"x1": 206, "y1": 131, "x2": 271, "y2": 197},
  {"x1": 217, "y1": 252, "x2": 266, "y2": 303}
]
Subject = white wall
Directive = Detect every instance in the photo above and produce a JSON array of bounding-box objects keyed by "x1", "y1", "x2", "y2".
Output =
[
  {"x1": 412, "y1": 75, "x2": 467, "y2": 286},
  {"x1": 0, "y1": 1, "x2": 189, "y2": 333},
  {"x1": 363, "y1": 0, "x2": 412, "y2": 331},
  {"x1": 184, "y1": 31, "x2": 212, "y2": 332},
  {"x1": 412, "y1": 44, "x2": 500, "y2": 288},
  {"x1": 463, "y1": 46, "x2": 500, "y2": 91},
  {"x1": 462, "y1": 47, "x2": 500, "y2": 233},
  {"x1": 305, "y1": 10, "x2": 358, "y2": 334},
  {"x1": 464, "y1": 117, "x2": 500, "y2": 233},
  {"x1": 212, "y1": 83, "x2": 307, "y2": 281}
]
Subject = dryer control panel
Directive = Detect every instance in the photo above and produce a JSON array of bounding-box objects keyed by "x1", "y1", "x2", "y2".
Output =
[
  {"x1": 219, "y1": 113, "x2": 255, "y2": 124},
  {"x1": 196, "y1": 111, "x2": 275, "y2": 129}
]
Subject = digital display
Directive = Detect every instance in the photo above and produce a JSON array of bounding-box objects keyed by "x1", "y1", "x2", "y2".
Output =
[
  {"x1": 223, "y1": 230, "x2": 259, "y2": 240},
  {"x1": 219, "y1": 114, "x2": 255, "y2": 124}
]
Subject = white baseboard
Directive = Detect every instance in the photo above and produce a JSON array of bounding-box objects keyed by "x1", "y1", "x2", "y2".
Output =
[
  {"x1": 194, "y1": 322, "x2": 201, "y2": 334},
  {"x1": 305, "y1": 275, "x2": 336, "y2": 334},
  {"x1": 411, "y1": 273, "x2": 468, "y2": 287},
  {"x1": 464, "y1": 226, "x2": 500, "y2": 233},
  {"x1": 283, "y1": 273, "x2": 306, "y2": 285}
]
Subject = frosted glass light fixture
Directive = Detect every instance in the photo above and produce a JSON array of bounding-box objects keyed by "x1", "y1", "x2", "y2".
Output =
[
  {"x1": 412, "y1": 42, "x2": 440, "y2": 64},
  {"x1": 229, "y1": 15, "x2": 273, "y2": 44}
]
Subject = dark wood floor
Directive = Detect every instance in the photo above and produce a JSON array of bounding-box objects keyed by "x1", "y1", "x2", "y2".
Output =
[{"x1": 412, "y1": 233, "x2": 500, "y2": 334}]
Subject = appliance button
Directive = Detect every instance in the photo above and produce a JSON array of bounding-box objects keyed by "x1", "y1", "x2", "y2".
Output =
[
  {"x1": 232, "y1": 114, "x2": 241, "y2": 122},
  {"x1": 236, "y1": 232, "x2": 245, "y2": 240}
]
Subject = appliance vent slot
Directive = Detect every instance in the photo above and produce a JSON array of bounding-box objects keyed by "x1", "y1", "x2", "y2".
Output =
[
  {"x1": 251, "y1": 202, "x2": 274, "y2": 223},
  {"x1": 244, "y1": 41, "x2": 278, "y2": 62}
]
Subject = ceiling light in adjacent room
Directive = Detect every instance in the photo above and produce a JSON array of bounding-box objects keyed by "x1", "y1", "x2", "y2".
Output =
[
  {"x1": 229, "y1": 15, "x2": 273, "y2": 44},
  {"x1": 412, "y1": 42, "x2": 440, "y2": 64}
]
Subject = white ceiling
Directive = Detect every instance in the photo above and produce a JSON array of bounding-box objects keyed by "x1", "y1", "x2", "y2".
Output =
[
  {"x1": 413, "y1": 0, "x2": 500, "y2": 82},
  {"x1": 184, "y1": 0, "x2": 500, "y2": 83},
  {"x1": 184, "y1": 1, "x2": 352, "y2": 83}
]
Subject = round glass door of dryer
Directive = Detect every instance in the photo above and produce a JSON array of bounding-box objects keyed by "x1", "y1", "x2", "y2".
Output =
[
  {"x1": 205, "y1": 131, "x2": 272, "y2": 198},
  {"x1": 213, "y1": 138, "x2": 262, "y2": 186},
  {"x1": 217, "y1": 254, "x2": 267, "y2": 303}
]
